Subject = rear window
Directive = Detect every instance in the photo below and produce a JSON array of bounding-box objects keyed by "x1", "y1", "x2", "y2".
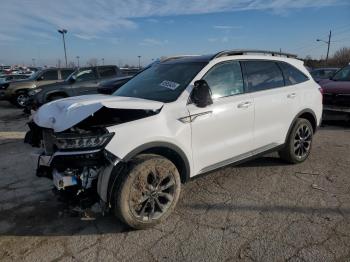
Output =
[
  {"x1": 99, "y1": 67, "x2": 117, "y2": 78},
  {"x1": 278, "y1": 62, "x2": 309, "y2": 85},
  {"x1": 242, "y1": 61, "x2": 284, "y2": 92}
]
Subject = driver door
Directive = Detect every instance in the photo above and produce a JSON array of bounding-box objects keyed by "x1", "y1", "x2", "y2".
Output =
[{"x1": 187, "y1": 61, "x2": 255, "y2": 175}]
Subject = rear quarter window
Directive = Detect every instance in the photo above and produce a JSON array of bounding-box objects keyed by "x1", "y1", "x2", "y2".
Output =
[
  {"x1": 278, "y1": 62, "x2": 309, "y2": 85},
  {"x1": 242, "y1": 61, "x2": 284, "y2": 92}
]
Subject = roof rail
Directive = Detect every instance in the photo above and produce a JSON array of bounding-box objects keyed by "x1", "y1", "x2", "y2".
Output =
[
  {"x1": 212, "y1": 49, "x2": 298, "y2": 59},
  {"x1": 160, "y1": 55, "x2": 200, "y2": 62}
]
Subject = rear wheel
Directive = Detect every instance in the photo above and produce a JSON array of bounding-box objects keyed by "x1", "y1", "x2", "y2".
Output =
[
  {"x1": 279, "y1": 118, "x2": 313, "y2": 164},
  {"x1": 114, "y1": 154, "x2": 181, "y2": 229}
]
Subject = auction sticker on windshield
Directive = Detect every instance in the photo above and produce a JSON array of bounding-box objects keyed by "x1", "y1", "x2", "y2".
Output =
[{"x1": 159, "y1": 80, "x2": 180, "y2": 90}]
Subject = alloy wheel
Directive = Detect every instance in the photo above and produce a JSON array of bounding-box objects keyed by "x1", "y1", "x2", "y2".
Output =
[
  {"x1": 129, "y1": 168, "x2": 176, "y2": 221},
  {"x1": 294, "y1": 124, "x2": 312, "y2": 158},
  {"x1": 17, "y1": 94, "x2": 28, "y2": 107}
]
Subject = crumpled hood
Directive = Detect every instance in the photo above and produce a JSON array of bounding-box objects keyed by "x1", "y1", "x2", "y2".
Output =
[{"x1": 33, "y1": 94, "x2": 164, "y2": 132}]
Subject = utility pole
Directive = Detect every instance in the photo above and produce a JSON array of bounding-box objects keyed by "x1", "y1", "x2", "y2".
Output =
[
  {"x1": 58, "y1": 29, "x2": 68, "y2": 67},
  {"x1": 138, "y1": 55, "x2": 141, "y2": 69},
  {"x1": 317, "y1": 30, "x2": 332, "y2": 62},
  {"x1": 326, "y1": 30, "x2": 331, "y2": 62},
  {"x1": 76, "y1": 56, "x2": 80, "y2": 68}
]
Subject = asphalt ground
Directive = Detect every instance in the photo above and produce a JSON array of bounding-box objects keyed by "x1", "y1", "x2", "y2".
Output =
[{"x1": 0, "y1": 100, "x2": 349, "y2": 262}]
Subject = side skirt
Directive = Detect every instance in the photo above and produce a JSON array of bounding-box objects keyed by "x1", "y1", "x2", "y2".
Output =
[{"x1": 195, "y1": 143, "x2": 285, "y2": 177}]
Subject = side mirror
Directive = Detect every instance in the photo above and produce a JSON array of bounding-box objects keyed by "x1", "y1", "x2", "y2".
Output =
[{"x1": 191, "y1": 80, "x2": 213, "y2": 108}]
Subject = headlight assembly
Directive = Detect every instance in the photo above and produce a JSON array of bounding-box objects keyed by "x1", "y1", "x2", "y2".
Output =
[{"x1": 55, "y1": 132, "x2": 114, "y2": 151}]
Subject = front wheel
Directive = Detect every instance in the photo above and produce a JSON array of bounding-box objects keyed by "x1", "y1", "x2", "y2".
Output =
[
  {"x1": 279, "y1": 118, "x2": 314, "y2": 164},
  {"x1": 114, "y1": 154, "x2": 181, "y2": 229},
  {"x1": 12, "y1": 92, "x2": 28, "y2": 108}
]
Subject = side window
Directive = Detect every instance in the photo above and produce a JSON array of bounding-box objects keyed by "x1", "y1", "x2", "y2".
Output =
[
  {"x1": 243, "y1": 61, "x2": 284, "y2": 92},
  {"x1": 76, "y1": 69, "x2": 97, "y2": 82},
  {"x1": 98, "y1": 67, "x2": 117, "y2": 78},
  {"x1": 279, "y1": 62, "x2": 309, "y2": 85},
  {"x1": 203, "y1": 61, "x2": 244, "y2": 99},
  {"x1": 61, "y1": 69, "x2": 74, "y2": 80},
  {"x1": 41, "y1": 70, "x2": 58, "y2": 80}
]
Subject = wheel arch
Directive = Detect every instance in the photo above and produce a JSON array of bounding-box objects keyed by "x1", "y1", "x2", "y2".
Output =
[
  {"x1": 123, "y1": 142, "x2": 191, "y2": 184},
  {"x1": 14, "y1": 88, "x2": 29, "y2": 94},
  {"x1": 102, "y1": 142, "x2": 191, "y2": 206},
  {"x1": 285, "y1": 108, "x2": 317, "y2": 143}
]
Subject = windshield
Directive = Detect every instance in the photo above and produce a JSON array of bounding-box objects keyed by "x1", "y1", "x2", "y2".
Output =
[
  {"x1": 332, "y1": 66, "x2": 350, "y2": 81},
  {"x1": 28, "y1": 70, "x2": 42, "y2": 80},
  {"x1": 113, "y1": 62, "x2": 206, "y2": 102}
]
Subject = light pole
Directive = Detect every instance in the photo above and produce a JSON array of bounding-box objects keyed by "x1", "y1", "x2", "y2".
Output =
[
  {"x1": 138, "y1": 55, "x2": 141, "y2": 69},
  {"x1": 58, "y1": 29, "x2": 68, "y2": 67},
  {"x1": 317, "y1": 30, "x2": 332, "y2": 62},
  {"x1": 76, "y1": 56, "x2": 80, "y2": 68},
  {"x1": 101, "y1": 58, "x2": 105, "y2": 65}
]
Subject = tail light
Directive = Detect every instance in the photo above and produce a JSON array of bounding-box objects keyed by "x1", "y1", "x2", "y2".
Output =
[{"x1": 318, "y1": 87, "x2": 323, "y2": 104}]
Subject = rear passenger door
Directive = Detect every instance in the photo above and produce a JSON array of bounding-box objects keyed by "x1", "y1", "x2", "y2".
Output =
[{"x1": 242, "y1": 60, "x2": 299, "y2": 149}]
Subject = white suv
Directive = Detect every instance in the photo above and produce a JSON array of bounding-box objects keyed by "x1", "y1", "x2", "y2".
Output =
[{"x1": 26, "y1": 50, "x2": 322, "y2": 229}]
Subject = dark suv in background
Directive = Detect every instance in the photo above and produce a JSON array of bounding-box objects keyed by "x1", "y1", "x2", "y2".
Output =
[
  {"x1": 319, "y1": 64, "x2": 350, "y2": 121},
  {"x1": 27, "y1": 65, "x2": 121, "y2": 110},
  {"x1": 0, "y1": 68, "x2": 74, "y2": 107}
]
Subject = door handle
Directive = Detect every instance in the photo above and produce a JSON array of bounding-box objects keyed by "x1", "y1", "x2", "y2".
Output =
[
  {"x1": 237, "y1": 101, "x2": 253, "y2": 108},
  {"x1": 287, "y1": 93, "x2": 296, "y2": 99}
]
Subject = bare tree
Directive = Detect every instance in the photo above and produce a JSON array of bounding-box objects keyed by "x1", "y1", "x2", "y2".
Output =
[
  {"x1": 86, "y1": 58, "x2": 98, "y2": 66},
  {"x1": 68, "y1": 61, "x2": 76, "y2": 68},
  {"x1": 331, "y1": 47, "x2": 350, "y2": 67}
]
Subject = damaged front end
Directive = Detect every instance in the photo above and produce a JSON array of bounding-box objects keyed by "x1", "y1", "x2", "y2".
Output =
[
  {"x1": 25, "y1": 95, "x2": 163, "y2": 213},
  {"x1": 26, "y1": 123, "x2": 116, "y2": 209}
]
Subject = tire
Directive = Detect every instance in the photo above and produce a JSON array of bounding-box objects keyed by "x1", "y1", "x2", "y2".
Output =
[
  {"x1": 279, "y1": 118, "x2": 314, "y2": 164},
  {"x1": 11, "y1": 92, "x2": 29, "y2": 108},
  {"x1": 114, "y1": 154, "x2": 181, "y2": 229}
]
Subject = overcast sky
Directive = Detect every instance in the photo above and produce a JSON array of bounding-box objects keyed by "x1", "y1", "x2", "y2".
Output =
[{"x1": 1, "y1": 0, "x2": 350, "y2": 66}]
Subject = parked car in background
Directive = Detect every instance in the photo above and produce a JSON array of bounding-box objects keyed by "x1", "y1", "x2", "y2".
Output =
[
  {"x1": 0, "y1": 74, "x2": 31, "y2": 83},
  {"x1": 310, "y1": 68, "x2": 339, "y2": 82},
  {"x1": 26, "y1": 50, "x2": 322, "y2": 229},
  {"x1": 319, "y1": 65, "x2": 350, "y2": 121},
  {"x1": 97, "y1": 76, "x2": 133, "y2": 94},
  {"x1": 0, "y1": 68, "x2": 74, "y2": 107},
  {"x1": 26, "y1": 65, "x2": 121, "y2": 110}
]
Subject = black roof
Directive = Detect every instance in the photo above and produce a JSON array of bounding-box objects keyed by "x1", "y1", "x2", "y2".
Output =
[
  {"x1": 161, "y1": 55, "x2": 213, "y2": 64},
  {"x1": 160, "y1": 49, "x2": 298, "y2": 64}
]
